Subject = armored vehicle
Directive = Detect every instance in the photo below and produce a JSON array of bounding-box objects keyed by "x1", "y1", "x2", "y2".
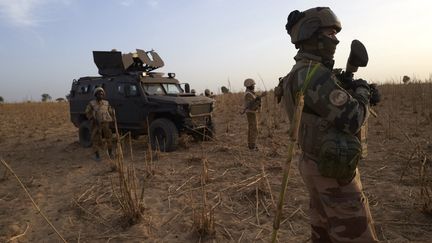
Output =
[{"x1": 69, "y1": 49, "x2": 215, "y2": 152}]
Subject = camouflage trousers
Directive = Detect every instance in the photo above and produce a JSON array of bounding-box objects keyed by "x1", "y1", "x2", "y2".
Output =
[
  {"x1": 246, "y1": 112, "x2": 258, "y2": 147},
  {"x1": 91, "y1": 122, "x2": 113, "y2": 154},
  {"x1": 299, "y1": 155, "x2": 378, "y2": 243}
]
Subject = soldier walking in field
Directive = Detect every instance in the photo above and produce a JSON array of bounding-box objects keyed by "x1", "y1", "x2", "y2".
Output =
[
  {"x1": 243, "y1": 78, "x2": 265, "y2": 151},
  {"x1": 278, "y1": 7, "x2": 381, "y2": 242},
  {"x1": 85, "y1": 87, "x2": 114, "y2": 161}
]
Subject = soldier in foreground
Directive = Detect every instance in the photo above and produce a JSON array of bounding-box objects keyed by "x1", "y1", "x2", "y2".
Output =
[
  {"x1": 279, "y1": 7, "x2": 380, "y2": 242},
  {"x1": 243, "y1": 78, "x2": 265, "y2": 151},
  {"x1": 85, "y1": 87, "x2": 114, "y2": 161}
]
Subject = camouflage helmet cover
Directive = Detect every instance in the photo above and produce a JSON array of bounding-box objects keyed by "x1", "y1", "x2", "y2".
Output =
[
  {"x1": 244, "y1": 78, "x2": 256, "y2": 87},
  {"x1": 94, "y1": 87, "x2": 105, "y2": 96},
  {"x1": 286, "y1": 7, "x2": 341, "y2": 44},
  {"x1": 204, "y1": 89, "x2": 210, "y2": 95}
]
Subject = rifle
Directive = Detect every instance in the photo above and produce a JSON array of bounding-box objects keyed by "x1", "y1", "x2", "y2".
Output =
[
  {"x1": 240, "y1": 91, "x2": 267, "y2": 114},
  {"x1": 334, "y1": 39, "x2": 369, "y2": 87}
]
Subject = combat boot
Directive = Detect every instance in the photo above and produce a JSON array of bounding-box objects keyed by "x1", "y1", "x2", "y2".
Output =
[{"x1": 93, "y1": 151, "x2": 101, "y2": 161}]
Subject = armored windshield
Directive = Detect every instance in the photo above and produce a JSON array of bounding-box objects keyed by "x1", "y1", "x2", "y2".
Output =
[
  {"x1": 162, "y1": 83, "x2": 182, "y2": 94},
  {"x1": 142, "y1": 83, "x2": 182, "y2": 95}
]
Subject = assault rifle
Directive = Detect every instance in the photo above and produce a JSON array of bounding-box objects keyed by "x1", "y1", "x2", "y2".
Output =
[
  {"x1": 335, "y1": 40, "x2": 380, "y2": 111},
  {"x1": 334, "y1": 39, "x2": 369, "y2": 87},
  {"x1": 240, "y1": 91, "x2": 267, "y2": 115}
]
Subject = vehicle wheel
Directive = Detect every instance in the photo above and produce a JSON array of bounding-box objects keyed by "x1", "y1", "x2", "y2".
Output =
[
  {"x1": 79, "y1": 120, "x2": 92, "y2": 148},
  {"x1": 149, "y1": 118, "x2": 179, "y2": 152}
]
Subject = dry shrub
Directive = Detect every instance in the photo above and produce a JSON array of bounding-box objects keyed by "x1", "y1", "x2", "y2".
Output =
[
  {"x1": 419, "y1": 156, "x2": 432, "y2": 215},
  {"x1": 192, "y1": 158, "x2": 215, "y2": 239},
  {"x1": 112, "y1": 130, "x2": 146, "y2": 226}
]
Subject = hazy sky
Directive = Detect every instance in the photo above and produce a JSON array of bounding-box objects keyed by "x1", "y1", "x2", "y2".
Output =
[{"x1": 0, "y1": 0, "x2": 431, "y2": 102}]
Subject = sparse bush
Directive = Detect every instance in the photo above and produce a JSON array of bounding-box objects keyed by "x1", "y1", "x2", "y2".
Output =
[
  {"x1": 221, "y1": 86, "x2": 230, "y2": 94},
  {"x1": 41, "y1": 93, "x2": 52, "y2": 102}
]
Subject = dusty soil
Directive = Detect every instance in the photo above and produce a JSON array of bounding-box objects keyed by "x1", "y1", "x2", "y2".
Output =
[{"x1": 1, "y1": 83, "x2": 432, "y2": 242}]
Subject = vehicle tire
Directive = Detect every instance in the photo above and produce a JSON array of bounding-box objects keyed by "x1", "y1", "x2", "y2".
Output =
[
  {"x1": 79, "y1": 120, "x2": 92, "y2": 148},
  {"x1": 149, "y1": 118, "x2": 179, "y2": 152}
]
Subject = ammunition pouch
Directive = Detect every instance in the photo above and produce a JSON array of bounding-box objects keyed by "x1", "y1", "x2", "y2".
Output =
[{"x1": 300, "y1": 112, "x2": 362, "y2": 180}]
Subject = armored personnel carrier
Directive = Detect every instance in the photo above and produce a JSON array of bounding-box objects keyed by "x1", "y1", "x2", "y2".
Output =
[{"x1": 69, "y1": 49, "x2": 215, "y2": 152}]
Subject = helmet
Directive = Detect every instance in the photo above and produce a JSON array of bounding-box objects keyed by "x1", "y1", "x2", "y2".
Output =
[
  {"x1": 94, "y1": 87, "x2": 105, "y2": 96},
  {"x1": 191, "y1": 89, "x2": 196, "y2": 93},
  {"x1": 204, "y1": 89, "x2": 210, "y2": 95},
  {"x1": 286, "y1": 7, "x2": 341, "y2": 44},
  {"x1": 244, "y1": 78, "x2": 255, "y2": 87}
]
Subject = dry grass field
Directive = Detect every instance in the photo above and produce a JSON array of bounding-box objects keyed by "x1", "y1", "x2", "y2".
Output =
[{"x1": 1, "y1": 82, "x2": 432, "y2": 242}]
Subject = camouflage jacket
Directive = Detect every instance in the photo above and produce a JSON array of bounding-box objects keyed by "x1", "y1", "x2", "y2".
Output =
[
  {"x1": 85, "y1": 99, "x2": 114, "y2": 123},
  {"x1": 281, "y1": 52, "x2": 370, "y2": 158},
  {"x1": 244, "y1": 90, "x2": 261, "y2": 113}
]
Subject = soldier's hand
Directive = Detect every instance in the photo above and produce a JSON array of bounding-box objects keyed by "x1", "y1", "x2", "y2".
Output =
[
  {"x1": 369, "y1": 83, "x2": 381, "y2": 106},
  {"x1": 334, "y1": 70, "x2": 354, "y2": 88},
  {"x1": 351, "y1": 79, "x2": 370, "y2": 92}
]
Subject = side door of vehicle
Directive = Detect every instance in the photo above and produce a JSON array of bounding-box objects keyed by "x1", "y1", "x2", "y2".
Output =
[{"x1": 109, "y1": 78, "x2": 145, "y2": 129}]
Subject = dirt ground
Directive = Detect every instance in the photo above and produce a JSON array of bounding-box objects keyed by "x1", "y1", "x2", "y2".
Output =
[{"x1": 1, "y1": 83, "x2": 432, "y2": 242}]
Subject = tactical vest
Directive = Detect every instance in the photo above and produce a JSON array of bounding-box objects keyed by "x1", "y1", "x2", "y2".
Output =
[
  {"x1": 283, "y1": 60, "x2": 366, "y2": 179},
  {"x1": 90, "y1": 100, "x2": 113, "y2": 123},
  {"x1": 244, "y1": 91, "x2": 258, "y2": 113}
]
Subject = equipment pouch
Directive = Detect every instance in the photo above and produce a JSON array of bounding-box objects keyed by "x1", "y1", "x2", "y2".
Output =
[{"x1": 317, "y1": 130, "x2": 362, "y2": 180}]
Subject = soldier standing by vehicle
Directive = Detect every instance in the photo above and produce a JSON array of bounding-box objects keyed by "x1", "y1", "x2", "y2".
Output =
[
  {"x1": 279, "y1": 7, "x2": 380, "y2": 242},
  {"x1": 204, "y1": 89, "x2": 216, "y2": 99},
  {"x1": 85, "y1": 87, "x2": 114, "y2": 161},
  {"x1": 243, "y1": 78, "x2": 264, "y2": 151}
]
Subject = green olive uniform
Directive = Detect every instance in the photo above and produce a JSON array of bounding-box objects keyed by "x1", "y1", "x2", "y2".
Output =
[
  {"x1": 85, "y1": 99, "x2": 114, "y2": 156},
  {"x1": 244, "y1": 90, "x2": 260, "y2": 149}
]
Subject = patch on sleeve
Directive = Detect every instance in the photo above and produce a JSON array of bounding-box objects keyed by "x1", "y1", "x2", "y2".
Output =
[{"x1": 329, "y1": 90, "x2": 348, "y2": 106}]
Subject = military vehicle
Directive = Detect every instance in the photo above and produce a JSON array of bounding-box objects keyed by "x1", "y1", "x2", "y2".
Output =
[{"x1": 69, "y1": 49, "x2": 215, "y2": 152}]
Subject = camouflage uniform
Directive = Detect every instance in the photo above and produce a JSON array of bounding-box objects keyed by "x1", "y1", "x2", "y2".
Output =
[
  {"x1": 244, "y1": 89, "x2": 260, "y2": 149},
  {"x1": 281, "y1": 52, "x2": 378, "y2": 243},
  {"x1": 280, "y1": 7, "x2": 378, "y2": 242},
  {"x1": 85, "y1": 99, "x2": 114, "y2": 156}
]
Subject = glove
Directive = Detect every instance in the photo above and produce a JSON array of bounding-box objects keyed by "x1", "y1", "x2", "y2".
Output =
[
  {"x1": 369, "y1": 83, "x2": 381, "y2": 106},
  {"x1": 334, "y1": 69, "x2": 354, "y2": 89},
  {"x1": 351, "y1": 79, "x2": 370, "y2": 92},
  {"x1": 350, "y1": 79, "x2": 370, "y2": 105}
]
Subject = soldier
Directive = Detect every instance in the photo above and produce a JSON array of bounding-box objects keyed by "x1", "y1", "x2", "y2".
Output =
[
  {"x1": 204, "y1": 89, "x2": 211, "y2": 97},
  {"x1": 243, "y1": 78, "x2": 263, "y2": 151},
  {"x1": 279, "y1": 7, "x2": 381, "y2": 242},
  {"x1": 85, "y1": 87, "x2": 114, "y2": 161}
]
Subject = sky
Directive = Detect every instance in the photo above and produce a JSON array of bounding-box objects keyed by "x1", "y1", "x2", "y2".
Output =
[{"x1": 0, "y1": 0, "x2": 431, "y2": 102}]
